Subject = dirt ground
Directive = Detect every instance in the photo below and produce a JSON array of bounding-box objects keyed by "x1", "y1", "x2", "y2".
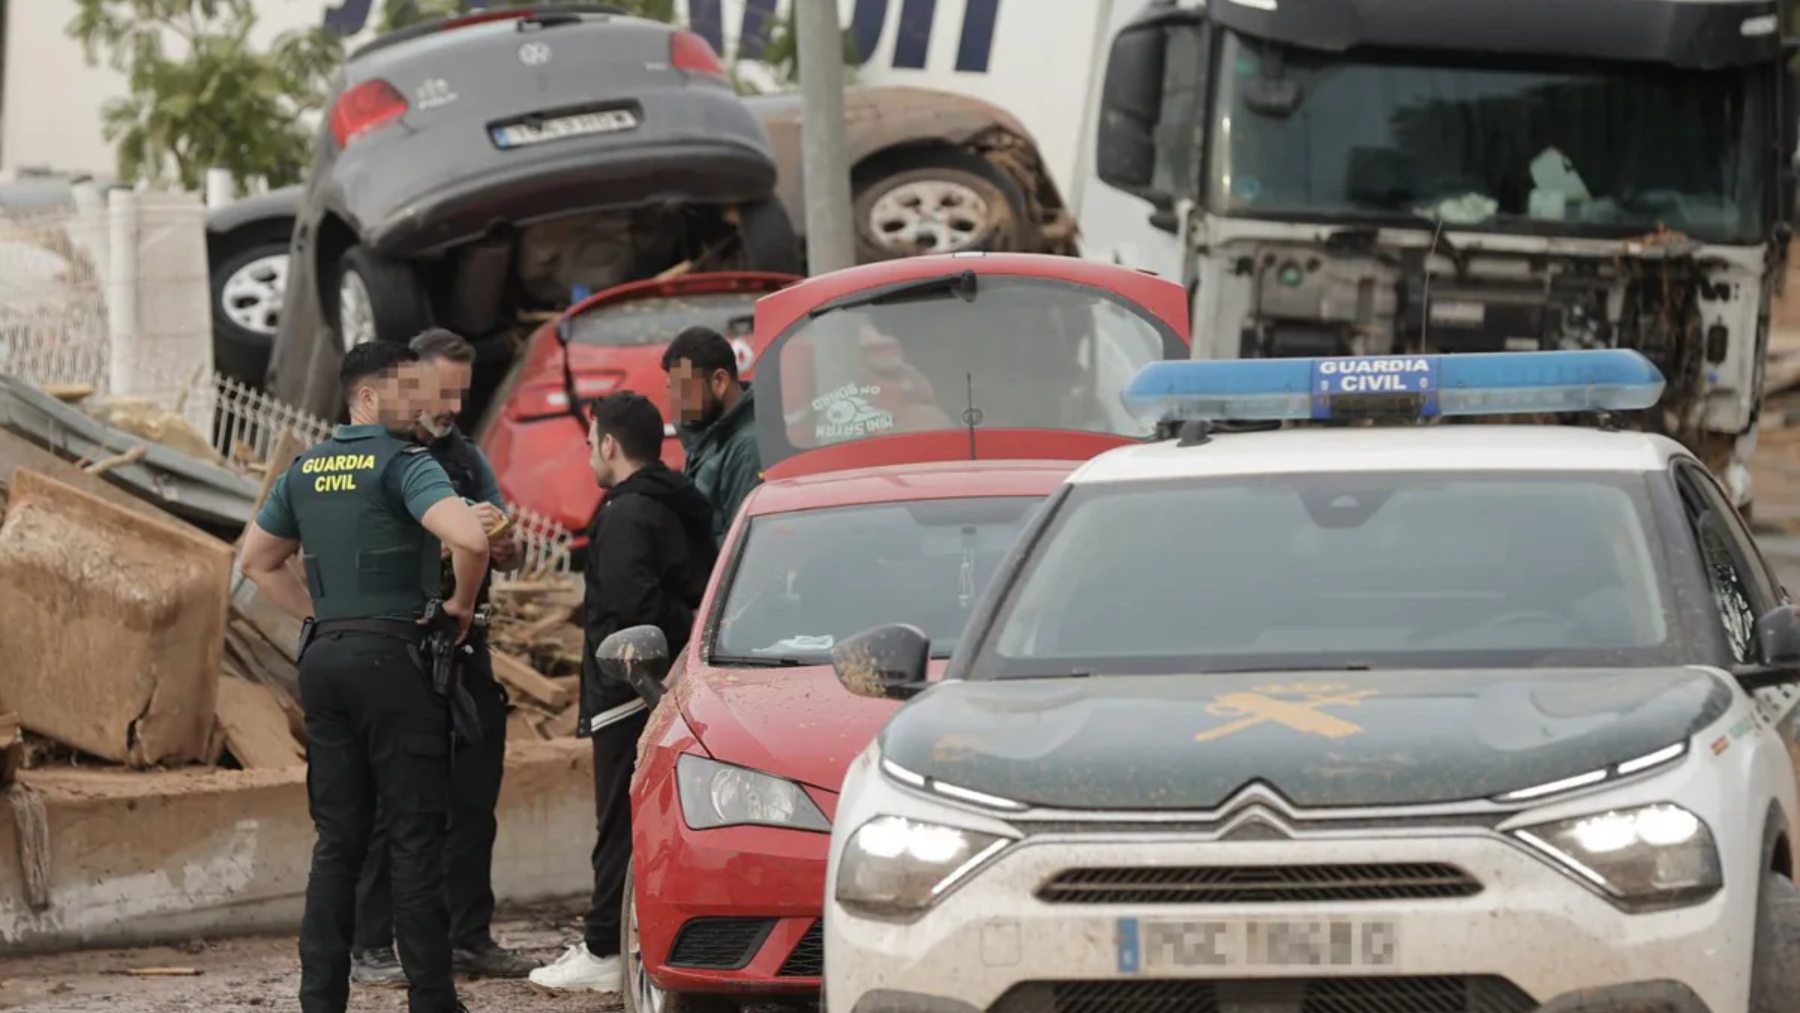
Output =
[{"x1": 0, "y1": 906, "x2": 624, "y2": 1013}]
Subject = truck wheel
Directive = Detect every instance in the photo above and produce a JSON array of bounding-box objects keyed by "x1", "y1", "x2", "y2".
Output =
[
  {"x1": 331, "y1": 245, "x2": 429, "y2": 352},
  {"x1": 852, "y1": 147, "x2": 1030, "y2": 262},
  {"x1": 1751, "y1": 870, "x2": 1800, "y2": 1011},
  {"x1": 736, "y1": 196, "x2": 803, "y2": 274},
  {"x1": 622, "y1": 859, "x2": 738, "y2": 1013}
]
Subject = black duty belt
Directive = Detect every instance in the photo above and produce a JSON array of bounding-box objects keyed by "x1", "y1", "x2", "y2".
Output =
[{"x1": 312, "y1": 618, "x2": 427, "y2": 644}]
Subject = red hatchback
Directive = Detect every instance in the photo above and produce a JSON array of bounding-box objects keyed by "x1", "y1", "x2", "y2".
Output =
[
  {"x1": 617, "y1": 253, "x2": 1190, "y2": 1012},
  {"x1": 478, "y1": 271, "x2": 799, "y2": 541}
]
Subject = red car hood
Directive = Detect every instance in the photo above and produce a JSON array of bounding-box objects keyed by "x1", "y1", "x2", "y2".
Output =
[{"x1": 678, "y1": 659, "x2": 948, "y2": 792}]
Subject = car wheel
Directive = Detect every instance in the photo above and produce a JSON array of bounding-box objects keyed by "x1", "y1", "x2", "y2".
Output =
[
  {"x1": 210, "y1": 237, "x2": 289, "y2": 386},
  {"x1": 1751, "y1": 869, "x2": 1800, "y2": 1011},
  {"x1": 622, "y1": 859, "x2": 739, "y2": 1013},
  {"x1": 331, "y1": 244, "x2": 429, "y2": 352},
  {"x1": 735, "y1": 196, "x2": 803, "y2": 275},
  {"x1": 852, "y1": 147, "x2": 1030, "y2": 262}
]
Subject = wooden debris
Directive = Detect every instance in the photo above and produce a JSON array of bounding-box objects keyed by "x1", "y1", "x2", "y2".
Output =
[
  {"x1": 492, "y1": 650, "x2": 575, "y2": 711},
  {"x1": 0, "y1": 712, "x2": 21, "y2": 787},
  {"x1": 506, "y1": 710, "x2": 547, "y2": 743},
  {"x1": 542, "y1": 701, "x2": 580, "y2": 739},
  {"x1": 215, "y1": 677, "x2": 305, "y2": 769},
  {"x1": 41, "y1": 384, "x2": 94, "y2": 403},
  {"x1": 81, "y1": 444, "x2": 149, "y2": 476}
]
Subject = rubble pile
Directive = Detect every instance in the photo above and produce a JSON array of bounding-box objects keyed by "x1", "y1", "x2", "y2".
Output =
[{"x1": 0, "y1": 379, "x2": 586, "y2": 780}]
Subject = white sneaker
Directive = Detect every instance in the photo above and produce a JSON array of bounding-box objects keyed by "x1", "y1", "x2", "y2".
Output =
[{"x1": 528, "y1": 944, "x2": 622, "y2": 992}]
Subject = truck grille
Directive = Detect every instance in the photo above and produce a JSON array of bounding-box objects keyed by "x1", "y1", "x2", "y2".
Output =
[
  {"x1": 1037, "y1": 863, "x2": 1482, "y2": 905},
  {"x1": 777, "y1": 920, "x2": 824, "y2": 977},
  {"x1": 665, "y1": 917, "x2": 774, "y2": 970},
  {"x1": 990, "y1": 976, "x2": 1535, "y2": 1012}
]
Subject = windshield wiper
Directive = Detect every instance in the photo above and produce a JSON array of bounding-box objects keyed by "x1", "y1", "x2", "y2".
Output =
[
  {"x1": 710, "y1": 654, "x2": 810, "y2": 668},
  {"x1": 1200, "y1": 663, "x2": 1375, "y2": 675},
  {"x1": 810, "y1": 269, "x2": 977, "y2": 316}
]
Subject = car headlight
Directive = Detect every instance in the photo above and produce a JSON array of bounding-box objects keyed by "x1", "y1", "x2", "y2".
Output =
[
  {"x1": 835, "y1": 815, "x2": 1009, "y2": 919},
  {"x1": 1512, "y1": 803, "x2": 1722, "y2": 911},
  {"x1": 676, "y1": 754, "x2": 830, "y2": 832}
]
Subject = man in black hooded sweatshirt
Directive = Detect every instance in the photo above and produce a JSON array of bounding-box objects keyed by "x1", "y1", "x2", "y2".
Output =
[{"x1": 529, "y1": 391, "x2": 717, "y2": 993}]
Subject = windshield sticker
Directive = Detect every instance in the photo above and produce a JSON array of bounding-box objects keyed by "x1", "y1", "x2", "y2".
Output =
[
  {"x1": 759, "y1": 635, "x2": 834, "y2": 653},
  {"x1": 1195, "y1": 684, "x2": 1378, "y2": 743},
  {"x1": 813, "y1": 383, "x2": 895, "y2": 441}
]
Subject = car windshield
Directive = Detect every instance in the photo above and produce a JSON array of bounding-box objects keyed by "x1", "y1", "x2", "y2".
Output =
[
  {"x1": 568, "y1": 292, "x2": 759, "y2": 348},
  {"x1": 979, "y1": 472, "x2": 1680, "y2": 675},
  {"x1": 774, "y1": 277, "x2": 1174, "y2": 450},
  {"x1": 1211, "y1": 33, "x2": 1769, "y2": 244},
  {"x1": 713, "y1": 496, "x2": 1043, "y2": 665}
]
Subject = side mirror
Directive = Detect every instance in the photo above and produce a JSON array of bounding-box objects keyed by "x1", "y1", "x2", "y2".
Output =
[
  {"x1": 831, "y1": 624, "x2": 930, "y2": 702},
  {"x1": 1096, "y1": 20, "x2": 1170, "y2": 201},
  {"x1": 1757, "y1": 606, "x2": 1800, "y2": 668},
  {"x1": 597, "y1": 625, "x2": 671, "y2": 709}
]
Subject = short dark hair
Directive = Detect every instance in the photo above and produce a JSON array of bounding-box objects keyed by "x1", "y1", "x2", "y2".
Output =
[
  {"x1": 410, "y1": 327, "x2": 474, "y2": 364},
  {"x1": 661, "y1": 326, "x2": 738, "y2": 381},
  {"x1": 340, "y1": 341, "x2": 418, "y2": 403},
  {"x1": 589, "y1": 391, "x2": 664, "y2": 464}
]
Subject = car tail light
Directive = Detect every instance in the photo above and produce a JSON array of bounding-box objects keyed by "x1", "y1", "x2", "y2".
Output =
[
  {"x1": 670, "y1": 30, "x2": 726, "y2": 79},
  {"x1": 330, "y1": 79, "x2": 408, "y2": 147},
  {"x1": 508, "y1": 374, "x2": 623, "y2": 422}
]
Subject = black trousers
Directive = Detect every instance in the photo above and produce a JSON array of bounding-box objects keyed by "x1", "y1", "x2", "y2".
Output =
[
  {"x1": 297, "y1": 631, "x2": 457, "y2": 1013},
  {"x1": 354, "y1": 645, "x2": 509, "y2": 952},
  {"x1": 584, "y1": 708, "x2": 650, "y2": 957}
]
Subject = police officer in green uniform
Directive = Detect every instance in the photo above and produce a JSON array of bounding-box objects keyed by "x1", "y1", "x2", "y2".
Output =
[{"x1": 241, "y1": 341, "x2": 491, "y2": 1013}]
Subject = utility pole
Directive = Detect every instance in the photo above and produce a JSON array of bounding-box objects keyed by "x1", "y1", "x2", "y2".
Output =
[{"x1": 795, "y1": 0, "x2": 855, "y2": 275}]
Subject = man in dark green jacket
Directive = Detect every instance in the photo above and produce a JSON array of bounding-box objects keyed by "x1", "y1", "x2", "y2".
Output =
[{"x1": 662, "y1": 326, "x2": 761, "y2": 544}]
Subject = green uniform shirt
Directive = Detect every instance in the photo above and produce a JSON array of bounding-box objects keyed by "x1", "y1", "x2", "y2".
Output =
[{"x1": 258, "y1": 424, "x2": 459, "y2": 621}]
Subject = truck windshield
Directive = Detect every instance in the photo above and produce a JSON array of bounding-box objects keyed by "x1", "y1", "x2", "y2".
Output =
[
  {"x1": 978, "y1": 472, "x2": 1683, "y2": 676},
  {"x1": 1210, "y1": 33, "x2": 1770, "y2": 245}
]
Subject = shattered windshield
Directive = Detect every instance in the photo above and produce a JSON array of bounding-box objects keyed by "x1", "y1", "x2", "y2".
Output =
[
  {"x1": 773, "y1": 277, "x2": 1175, "y2": 450},
  {"x1": 568, "y1": 292, "x2": 758, "y2": 348},
  {"x1": 713, "y1": 497, "x2": 1042, "y2": 664},
  {"x1": 1211, "y1": 33, "x2": 1770, "y2": 244},
  {"x1": 979, "y1": 472, "x2": 1683, "y2": 676}
]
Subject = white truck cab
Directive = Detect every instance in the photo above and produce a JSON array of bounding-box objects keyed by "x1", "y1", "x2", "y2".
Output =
[{"x1": 820, "y1": 351, "x2": 1800, "y2": 1012}]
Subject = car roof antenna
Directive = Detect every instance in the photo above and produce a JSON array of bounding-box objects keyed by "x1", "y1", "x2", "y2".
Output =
[{"x1": 962, "y1": 372, "x2": 983, "y2": 461}]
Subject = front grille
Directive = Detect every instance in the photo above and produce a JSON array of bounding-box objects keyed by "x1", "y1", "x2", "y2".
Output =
[
  {"x1": 777, "y1": 920, "x2": 824, "y2": 977},
  {"x1": 1037, "y1": 863, "x2": 1482, "y2": 905},
  {"x1": 666, "y1": 917, "x2": 774, "y2": 970},
  {"x1": 991, "y1": 976, "x2": 1536, "y2": 1013}
]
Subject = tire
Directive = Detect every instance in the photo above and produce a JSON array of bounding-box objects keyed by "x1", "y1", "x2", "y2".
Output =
[
  {"x1": 1751, "y1": 870, "x2": 1800, "y2": 1011},
  {"x1": 210, "y1": 236, "x2": 290, "y2": 388},
  {"x1": 851, "y1": 147, "x2": 1031, "y2": 263},
  {"x1": 622, "y1": 858, "x2": 740, "y2": 1013},
  {"x1": 330, "y1": 244, "x2": 430, "y2": 352},
  {"x1": 736, "y1": 196, "x2": 803, "y2": 275}
]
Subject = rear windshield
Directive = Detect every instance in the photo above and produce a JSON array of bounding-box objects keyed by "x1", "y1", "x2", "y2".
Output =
[
  {"x1": 978, "y1": 472, "x2": 1680, "y2": 676},
  {"x1": 773, "y1": 277, "x2": 1177, "y2": 449},
  {"x1": 569, "y1": 292, "x2": 758, "y2": 349},
  {"x1": 713, "y1": 496, "x2": 1043, "y2": 665}
]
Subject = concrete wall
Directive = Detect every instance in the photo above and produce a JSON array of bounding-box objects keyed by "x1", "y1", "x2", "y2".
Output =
[{"x1": 0, "y1": 739, "x2": 593, "y2": 956}]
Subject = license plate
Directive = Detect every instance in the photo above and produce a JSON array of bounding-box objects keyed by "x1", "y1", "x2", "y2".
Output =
[
  {"x1": 1116, "y1": 917, "x2": 1399, "y2": 972},
  {"x1": 491, "y1": 108, "x2": 638, "y2": 149}
]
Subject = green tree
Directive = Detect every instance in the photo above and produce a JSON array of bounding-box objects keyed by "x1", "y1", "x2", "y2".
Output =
[{"x1": 69, "y1": 0, "x2": 343, "y2": 191}]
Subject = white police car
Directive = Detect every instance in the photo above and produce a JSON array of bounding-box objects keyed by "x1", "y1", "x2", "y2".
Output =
[{"x1": 819, "y1": 350, "x2": 1800, "y2": 1013}]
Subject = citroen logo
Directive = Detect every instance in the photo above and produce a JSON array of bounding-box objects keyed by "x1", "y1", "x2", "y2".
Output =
[{"x1": 519, "y1": 41, "x2": 552, "y2": 66}]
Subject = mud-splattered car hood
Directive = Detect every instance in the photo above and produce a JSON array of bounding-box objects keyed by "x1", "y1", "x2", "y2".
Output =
[{"x1": 877, "y1": 668, "x2": 1733, "y2": 810}]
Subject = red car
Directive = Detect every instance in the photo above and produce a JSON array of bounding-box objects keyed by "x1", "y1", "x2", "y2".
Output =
[
  {"x1": 478, "y1": 271, "x2": 800, "y2": 540},
  {"x1": 618, "y1": 253, "x2": 1191, "y2": 1012}
]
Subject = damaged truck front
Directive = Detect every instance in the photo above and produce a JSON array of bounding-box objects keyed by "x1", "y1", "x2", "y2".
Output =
[{"x1": 1096, "y1": 0, "x2": 1799, "y2": 504}]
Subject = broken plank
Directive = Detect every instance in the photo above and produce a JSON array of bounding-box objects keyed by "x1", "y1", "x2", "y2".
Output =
[
  {"x1": 491, "y1": 650, "x2": 574, "y2": 711},
  {"x1": 542, "y1": 702, "x2": 579, "y2": 739},
  {"x1": 214, "y1": 677, "x2": 305, "y2": 769},
  {"x1": 0, "y1": 713, "x2": 20, "y2": 787},
  {"x1": 505, "y1": 709, "x2": 547, "y2": 743}
]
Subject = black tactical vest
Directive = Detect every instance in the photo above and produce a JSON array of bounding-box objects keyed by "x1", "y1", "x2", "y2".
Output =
[
  {"x1": 286, "y1": 430, "x2": 442, "y2": 621},
  {"x1": 429, "y1": 427, "x2": 494, "y2": 606}
]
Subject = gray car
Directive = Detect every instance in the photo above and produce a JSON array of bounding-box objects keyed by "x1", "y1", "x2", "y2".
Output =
[{"x1": 264, "y1": 4, "x2": 798, "y2": 419}]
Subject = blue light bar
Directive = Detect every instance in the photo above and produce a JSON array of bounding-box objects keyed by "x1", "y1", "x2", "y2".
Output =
[{"x1": 1122, "y1": 350, "x2": 1666, "y2": 424}]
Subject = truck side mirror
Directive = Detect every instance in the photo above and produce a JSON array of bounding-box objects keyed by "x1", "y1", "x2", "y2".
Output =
[
  {"x1": 1097, "y1": 19, "x2": 1173, "y2": 202},
  {"x1": 832, "y1": 624, "x2": 930, "y2": 701},
  {"x1": 597, "y1": 625, "x2": 671, "y2": 709}
]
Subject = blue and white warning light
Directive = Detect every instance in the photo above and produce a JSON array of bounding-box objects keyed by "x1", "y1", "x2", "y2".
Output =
[{"x1": 1121, "y1": 349, "x2": 1666, "y2": 424}]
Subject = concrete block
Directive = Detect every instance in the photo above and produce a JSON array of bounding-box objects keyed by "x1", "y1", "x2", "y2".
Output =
[
  {"x1": 0, "y1": 739, "x2": 595, "y2": 955},
  {"x1": 0, "y1": 469, "x2": 229, "y2": 766}
]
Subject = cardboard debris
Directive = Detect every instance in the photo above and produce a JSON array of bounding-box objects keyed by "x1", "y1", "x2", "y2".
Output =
[
  {"x1": 0, "y1": 468, "x2": 230, "y2": 767},
  {"x1": 214, "y1": 677, "x2": 304, "y2": 769},
  {"x1": 492, "y1": 650, "x2": 575, "y2": 711}
]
